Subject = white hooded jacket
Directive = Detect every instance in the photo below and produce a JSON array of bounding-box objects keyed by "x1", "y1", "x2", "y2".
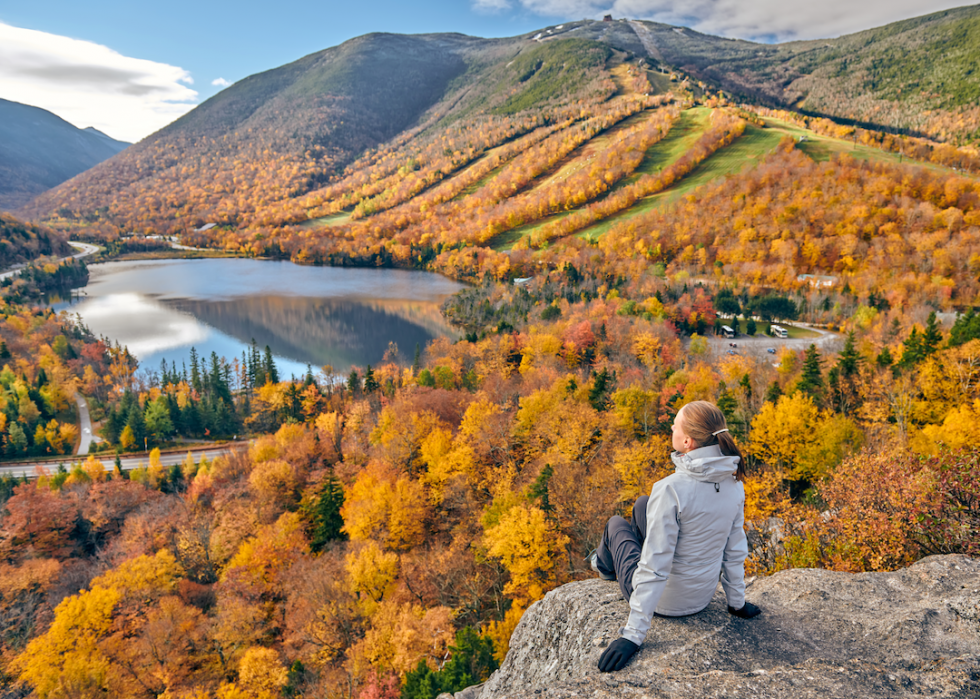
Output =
[{"x1": 620, "y1": 444, "x2": 748, "y2": 646}]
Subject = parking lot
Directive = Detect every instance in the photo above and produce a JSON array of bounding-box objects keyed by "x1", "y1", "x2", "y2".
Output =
[{"x1": 708, "y1": 323, "x2": 840, "y2": 363}]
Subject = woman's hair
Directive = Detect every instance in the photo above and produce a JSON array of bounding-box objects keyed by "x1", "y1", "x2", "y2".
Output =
[{"x1": 679, "y1": 400, "x2": 746, "y2": 481}]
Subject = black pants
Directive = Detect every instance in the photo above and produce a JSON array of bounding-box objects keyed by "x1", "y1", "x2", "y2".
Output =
[{"x1": 595, "y1": 495, "x2": 649, "y2": 602}]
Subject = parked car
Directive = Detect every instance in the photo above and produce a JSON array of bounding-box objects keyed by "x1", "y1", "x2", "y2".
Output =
[{"x1": 767, "y1": 348, "x2": 776, "y2": 354}]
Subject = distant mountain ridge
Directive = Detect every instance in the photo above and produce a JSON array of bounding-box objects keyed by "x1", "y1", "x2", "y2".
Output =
[
  {"x1": 22, "y1": 5, "x2": 980, "y2": 235},
  {"x1": 0, "y1": 98, "x2": 129, "y2": 211}
]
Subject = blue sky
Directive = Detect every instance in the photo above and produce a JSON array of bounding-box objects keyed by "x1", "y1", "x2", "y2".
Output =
[{"x1": 0, "y1": 0, "x2": 967, "y2": 142}]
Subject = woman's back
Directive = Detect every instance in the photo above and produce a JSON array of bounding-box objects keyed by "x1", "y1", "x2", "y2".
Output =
[{"x1": 650, "y1": 445, "x2": 745, "y2": 616}]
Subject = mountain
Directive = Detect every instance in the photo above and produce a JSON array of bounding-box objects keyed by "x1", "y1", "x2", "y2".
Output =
[
  {"x1": 621, "y1": 5, "x2": 980, "y2": 143},
  {"x1": 0, "y1": 99, "x2": 129, "y2": 211},
  {"x1": 22, "y1": 31, "x2": 614, "y2": 232},
  {"x1": 22, "y1": 6, "x2": 980, "y2": 246}
]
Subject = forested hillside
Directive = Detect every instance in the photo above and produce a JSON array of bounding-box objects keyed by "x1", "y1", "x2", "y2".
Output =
[
  {"x1": 2, "y1": 9, "x2": 980, "y2": 699},
  {"x1": 0, "y1": 213, "x2": 71, "y2": 270}
]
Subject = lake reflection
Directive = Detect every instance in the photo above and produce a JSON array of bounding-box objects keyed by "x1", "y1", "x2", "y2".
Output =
[{"x1": 52, "y1": 259, "x2": 465, "y2": 377}]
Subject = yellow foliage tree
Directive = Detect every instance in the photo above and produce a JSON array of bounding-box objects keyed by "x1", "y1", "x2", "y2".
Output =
[
  {"x1": 345, "y1": 541, "x2": 399, "y2": 614},
  {"x1": 609, "y1": 437, "x2": 672, "y2": 504},
  {"x1": 353, "y1": 598, "x2": 454, "y2": 676},
  {"x1": 248, "y1": 458, "x2": 299, "y2": 511},
  {"x1": 483, "y1": 601, "x2": 526, "y2": 664},
  {"x1": 16, "y1": 550, "x2": 180, "y2": 697},
  {"x1": 236, "y1": 646, "x2": 289, "y2": 699},
  {"x1": 749, "y1": 393, "x2": 863, "y2": 481},
  {"x1": 341, "y1": 463, "x2": 428, "y2": 550},
  {"x1": 483, "y1": 502, "x2": 569, "y2": 604},
  {"x1": 119, "y1": 424, "x2": 135, "y2": 450},
  {"x1": 913, "y1": 399, "x2": 980, "y2": 454}
]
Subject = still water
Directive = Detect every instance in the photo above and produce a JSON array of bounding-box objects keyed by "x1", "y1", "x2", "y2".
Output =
[{"x1": 51, "y1": 259, "x2": 465, "y2": 379}]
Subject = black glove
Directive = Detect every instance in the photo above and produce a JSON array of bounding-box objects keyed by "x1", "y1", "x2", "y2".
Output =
[
  {"x1": 598, "y1": 637, "x2": 639, "y2": 672},
  {"x1": 728, "y1": 601, "x2": 761, "y2": 618}
]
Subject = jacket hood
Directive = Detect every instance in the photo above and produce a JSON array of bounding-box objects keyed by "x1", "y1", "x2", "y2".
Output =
[{"x1": 670, "y1": 444, "x2": 740, "y2": 482}]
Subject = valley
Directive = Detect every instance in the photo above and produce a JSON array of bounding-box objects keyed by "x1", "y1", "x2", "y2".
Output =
[{"x1": 0, "y1": 7, "x2": 979, "y2": 699}]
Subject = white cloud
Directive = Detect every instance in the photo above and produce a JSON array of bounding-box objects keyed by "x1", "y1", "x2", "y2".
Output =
[
  {"x1": 489, "y1": 0, "x2": 968, "y2": 42},
  {"x1": 0, "y1": 22, "x2": 198, "y2": 142},
  {"x1": 474, "y1": 0, "x2": 514, "y2": 12},
  {"x1": 211, "y1": 77, "x2": 231, "y2": 87}
]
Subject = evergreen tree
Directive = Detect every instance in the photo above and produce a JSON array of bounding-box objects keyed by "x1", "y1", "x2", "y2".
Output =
[
  {"x1": 400, "y1": 628, "x2": 498, "y2": 699},
  {"x1": 746, "y1": 317, "x2": 757, "y2": 336},
  {"x1": 764, "y1": 381, "x2": 783, "y2": 404},
  {"x1": 716, "y1": 382, "x2": 739, "y2": 429},
  {"x1": 836, "y1": 331, "x2": 861, "y2": 377},
  {"x1": 114, "y1": 453, "x2": 127, "y2": 480},
  {"x1": 413, "y1": 343, "x2": 421, "y2": 373},
  {"x1": 363, "y1": 365, "x2": 379, "y2": 394},
  {"x1": 877, "y1": 346, "x2": 894, "y2": 368},
  {"x1": 309, "y1": 475, "x2": 346, "y2": 553},
  {"x1": 949, "y1": 308, "x2": 980, "y2": 347},
  {"x1": 347, "y1": 368, "x2": 360, "y2": 395},
  {"x1": 922, "y1": 311, "x2": 942, "y2": 356},
  {"x1": 900, "y1": 328, "x2": 924, "y2": 366},
  {"x1": 528, "y1": 464, "x2": 554, "y2": 514},
  {"x1": 165, "y1": 463, "x2": 185, "y2": 494},
  {"x1": 797, "y1": 344, "x2": 823, "y2": 402},
  {"x1": 189, "y1": 347, "x2": 202, "y2": 394},
  {"x1": 738, "y1": 373, "x2": 752, "y2": 402},
  {"x1": 103, "y1": 406, "x2": 123, "y2": 445},
  {"x1": 588, "y1": 368, "x2": 614, "y2": 411},
  {"x1": 249, "y1": 339, "x2": 263, "y2": 387},
  {"x1": 126, "y1": 403, "x2": 146, "y2": 446},
  {"x1": 264, "y1": 346, "x2": 279, "y2": 384}
]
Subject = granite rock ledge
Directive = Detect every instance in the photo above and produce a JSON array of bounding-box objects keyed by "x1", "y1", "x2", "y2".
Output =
[{"x1": 479, "y1": 555, "x2": 980, "y2": 699}]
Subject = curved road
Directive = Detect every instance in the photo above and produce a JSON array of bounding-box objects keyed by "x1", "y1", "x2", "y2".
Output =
[
  {"x1": 75, "y1": 395, "x2": 94, "y2": 455},
  {"x1": 0, "y1": 240, "x2": 100, "y2": 282}
]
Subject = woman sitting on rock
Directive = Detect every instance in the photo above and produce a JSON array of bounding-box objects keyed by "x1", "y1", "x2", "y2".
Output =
[{"x1": 591, "y1": 400, "x2": 761, "y2": 672}]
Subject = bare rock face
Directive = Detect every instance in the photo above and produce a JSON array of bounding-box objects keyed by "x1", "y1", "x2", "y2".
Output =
[{"x1": 479, "y1": 555, "x2": 980, "y2": 698}]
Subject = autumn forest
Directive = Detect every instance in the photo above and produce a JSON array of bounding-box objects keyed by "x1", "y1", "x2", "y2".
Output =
[{"x1": 2, "y1": 14, "x2": 980, "y2": 699}]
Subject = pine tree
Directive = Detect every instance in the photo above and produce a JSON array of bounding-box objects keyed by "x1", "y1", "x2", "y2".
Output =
[
  {"x1": 309, "y1": 475, "x2": 345, "y2": 553},
  {"x1": 900, "y1": 328, "x2": 923, "y2": 366},
  {"x1": 922, "y1": 311, "x2": 942, "y2": 356},
  {"x1": 797, "y1": 344, "x2": 823, "y2": 403},
  {"x1": 189, "y1": 347, "x2": 202, "y2": 394},
  {"x1": 528, "y1": 464, "x2": 554, "y2": 514},
  {"x1": 264, "y1": 346, "x2": 279, "y2": 384},
  {"x1": 949, "y1": 308, "x2": 980, "y2": 347},
  {"x1": 836, "y1": 331, "x2": 860, "y2": 377},
  {"x1": 877, "y1": 346, "x2": 893, "y2": 367},
  {"x1": 765, "y1": 381, "x2": 783, "y2": 404},
  {"x1": 363, "y1": 365, "x2": 379, "y2": 394},
  {"x1": 114, "y1": 453, "x2": 127, "y2": 480},
  {"x1": 717, "y1": 382, "x2": 739, "y2": 427},
  {"x1": 738, "y1": 373, "x2": 752, "y2": 402}
]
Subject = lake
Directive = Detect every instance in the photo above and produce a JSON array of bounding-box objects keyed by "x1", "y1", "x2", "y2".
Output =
[{"x1": 51, "y1": 258, "x2": 465, "y2": 379}]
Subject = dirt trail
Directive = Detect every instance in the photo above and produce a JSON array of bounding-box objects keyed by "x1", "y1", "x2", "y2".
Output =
[{"x1": 628, "y1": 20, "x2": 665, "y2": 62}]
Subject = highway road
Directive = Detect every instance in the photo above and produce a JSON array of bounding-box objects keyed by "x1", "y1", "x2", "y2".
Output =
[{"x1": 0, "y1": 444, "x2": 244, "y2": 480}]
